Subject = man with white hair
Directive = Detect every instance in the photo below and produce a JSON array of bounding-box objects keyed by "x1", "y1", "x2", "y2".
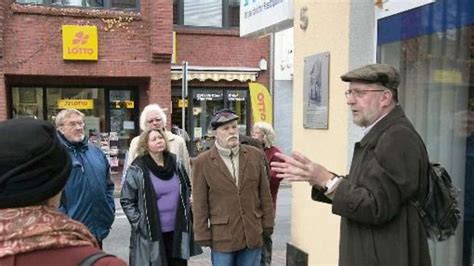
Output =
[
  {"x1": 192, "y1": 108, "x2": 274, "y2": 266},
  {"x1": 125, "y1": 104, "x2": 191, "y2": 176}
]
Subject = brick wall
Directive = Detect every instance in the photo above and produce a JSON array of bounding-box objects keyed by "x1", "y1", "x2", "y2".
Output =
[
  {"x1": 0, "y1": 2, "x2": 5, "y2": 120},
  {"x1": 1, "y1": 0, "x2": 172, "y2": 120},
  {"x1": 175, "y1": 26, "x2": 270, "y2": 88}
]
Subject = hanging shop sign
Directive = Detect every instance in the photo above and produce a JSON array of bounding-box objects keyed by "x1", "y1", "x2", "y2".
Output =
[
  {"x1": 249, "y1": 83, "x2": 272, "y2": 124},
  {"x1": 58, "y1": 99, "x2": 94, "y2": 109},
  {"x1": 240, "y1": 0, "x2": 293, "y2": 37},
  {"x1": 62, "y1": 25, "x2": 98, "y2": 61}
]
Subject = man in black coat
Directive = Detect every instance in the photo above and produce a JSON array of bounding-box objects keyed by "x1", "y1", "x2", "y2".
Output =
[{"x1": 271, "y1": 64, "x2": 431, "y2": 266}]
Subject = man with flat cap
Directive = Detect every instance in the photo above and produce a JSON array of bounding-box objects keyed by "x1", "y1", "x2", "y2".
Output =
[
  {"x1": 192, "y1": 109, "x2": 274, "y2": 266},
  {"x1": 272, "y1": 64, "x2": 431, "y2": 266}
]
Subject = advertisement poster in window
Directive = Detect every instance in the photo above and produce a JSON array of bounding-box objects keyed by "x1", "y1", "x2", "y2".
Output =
[
  {"x1": 19, "y1": 88, "x2": 37, "y2": 104},
  {"x1": 303, "y1": 52, "x2": 329, "y2": 129}
]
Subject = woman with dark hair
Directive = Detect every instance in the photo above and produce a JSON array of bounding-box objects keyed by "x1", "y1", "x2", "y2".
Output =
[{"x1": 120, "y1": 128, "x2": 201, "y2": 266}]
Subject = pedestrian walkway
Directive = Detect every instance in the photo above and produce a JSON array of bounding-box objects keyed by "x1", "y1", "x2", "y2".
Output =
[{"x1": 105, "y1": 186, "x2": 291, "y2": 266}]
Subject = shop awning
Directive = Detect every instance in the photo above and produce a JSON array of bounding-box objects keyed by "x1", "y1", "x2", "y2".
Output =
[{"x1": 171, "y1": 65, "x2": 261, "y2": 82}]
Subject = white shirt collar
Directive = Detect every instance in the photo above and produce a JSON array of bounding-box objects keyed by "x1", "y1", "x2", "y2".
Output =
[{"x1": 363, "y1": 112, "x2": 389, "y2": 135}]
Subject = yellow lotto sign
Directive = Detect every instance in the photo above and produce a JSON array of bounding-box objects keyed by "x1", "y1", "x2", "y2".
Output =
[
  {"x1": 58, "y1": 99, "x2": 94, "y2": 110},
  {"x1": 249, "y1": 83, "x2": 272, "y2": 124},
  {"x1": 62, "y1": 25, "x2": 98, "y2": 61}
]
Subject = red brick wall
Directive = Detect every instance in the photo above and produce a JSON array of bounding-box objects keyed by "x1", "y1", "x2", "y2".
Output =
[
  {"x1": 0, "y1": 1, "x2": 5, "y2": 120},
  {"x1": 175, "y1": 26, "x2": 270, "y2": 88},
  {"x1": 1, "y1": 0, "x2": 172, "y2": 120}
]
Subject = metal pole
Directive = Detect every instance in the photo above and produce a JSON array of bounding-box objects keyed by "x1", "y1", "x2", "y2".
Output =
[{"x1": 181, "y1": 61, "x2": 188, "y2": 130}]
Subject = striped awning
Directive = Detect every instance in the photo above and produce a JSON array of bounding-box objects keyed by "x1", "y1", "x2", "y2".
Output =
[{"x1": 171, "y1": 65, "x2": 261, "y2": 82}]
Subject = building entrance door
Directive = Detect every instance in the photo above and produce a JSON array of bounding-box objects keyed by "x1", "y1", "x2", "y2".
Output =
[{"x1": 189, "y1": 88, "x2": 249, "y2": 155}]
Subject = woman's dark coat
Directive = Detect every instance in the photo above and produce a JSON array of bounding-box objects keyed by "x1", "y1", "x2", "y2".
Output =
[
  {"x1": 313, "y1": 106, "x2": 431, "y2": 266},
  {"x1": 120, "y1": 153, "x2": 201, "y2": 266}
]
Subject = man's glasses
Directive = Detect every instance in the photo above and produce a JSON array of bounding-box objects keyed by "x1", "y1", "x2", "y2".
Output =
[
  {"x1": 344, "y1": 89, "x2": 386, "y2": 99},
  {"x1": 147, "y1": 118, "x2": 162, "y2": 124}
]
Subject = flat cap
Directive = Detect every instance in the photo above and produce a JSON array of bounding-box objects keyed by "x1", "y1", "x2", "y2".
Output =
[
  {"x1": 341, "y1": 64, "x2": 400, "y2": 90},
  {"x1": 210, "y1": 109, "x2": 239, "y2": 130}
]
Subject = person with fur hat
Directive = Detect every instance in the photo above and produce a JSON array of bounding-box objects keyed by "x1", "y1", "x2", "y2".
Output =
[
  {"x1": 125, "y1": 103, "x2": 191, "y2": 177},
  {"x1": 192, "y1": 109, "x2": 274, "y2": 266},
  {"x1": 272, "y1": 64, "x2": 431, "y2": 266},
  {"x1": 0, "y1": 118, "x2": 126, "y2": 266},
  {"x1": 56, "y1": 109, "x2": 115, "y2": 249}
]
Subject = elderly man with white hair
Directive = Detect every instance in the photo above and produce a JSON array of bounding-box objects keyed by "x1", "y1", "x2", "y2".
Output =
[{"x1": 125, "y1": 104, "x2": 191, "y2": 177}]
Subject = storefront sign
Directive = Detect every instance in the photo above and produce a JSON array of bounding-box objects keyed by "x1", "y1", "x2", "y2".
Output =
[
  {"x1": 58, "y1": 99, "x2": 94, "y2": 109},
  {"x1": 228, "y1": 92, "x2": 246, "y2": 101},
  {"x1": 249, "y1": 83, "x2": 272, "y2": 124},
  {"x1": 196, "y1": 93, "x2": 223, "y2": 101},
  {"x1": 240, "y1": 0, "x2": 293, "y2": 37},
  {"x1": 62, "y1": 25, "x2": 98, "y2": 61},
  {"x1": 433, "y1": 70, "x2": 462, "y2": 85},
  {"x1": 178, "y1": 99, "x2": 188, "y2": 108},
  {"x1": 113, "y1": 100, "x2": 134, "y2": 109}
]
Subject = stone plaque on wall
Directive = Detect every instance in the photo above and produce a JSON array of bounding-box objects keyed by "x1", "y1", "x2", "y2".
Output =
[{"x1": 303, "y1": 52, "x2": 330, "y2": 129}]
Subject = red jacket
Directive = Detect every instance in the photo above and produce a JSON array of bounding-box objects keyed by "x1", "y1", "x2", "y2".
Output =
[
  {"x1": 264, "y1": 146, "x2": 284, "y2": 210},
  {"x1": 0, "y1": 246, "x2": 126, "y2": 266}
]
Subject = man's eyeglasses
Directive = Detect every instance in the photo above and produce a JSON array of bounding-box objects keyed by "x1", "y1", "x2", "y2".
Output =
[
  {"x1": 344, "y1": 89, "x2": 386, "y2": 99},
  {"x1": 147, "y1": 118, "x2": 162, "y2": 124}
]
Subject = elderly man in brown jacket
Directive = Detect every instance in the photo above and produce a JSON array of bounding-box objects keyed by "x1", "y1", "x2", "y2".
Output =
[
  {"x1": 272, "y1": 64, "x2": 431, "y2": 266},
  {"x1": 192, "y1": 109, "x2": 274, "y2": 266}
]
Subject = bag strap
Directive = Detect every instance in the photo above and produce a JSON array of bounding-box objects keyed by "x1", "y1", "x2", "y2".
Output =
[{"x1": 78, "y1": 251, "x2": 116, "y2": 266}]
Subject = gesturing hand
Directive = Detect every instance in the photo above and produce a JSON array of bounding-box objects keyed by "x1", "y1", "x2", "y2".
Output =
[{"x1": 270, "y1": 151, "x2": 333, "y2": 188}]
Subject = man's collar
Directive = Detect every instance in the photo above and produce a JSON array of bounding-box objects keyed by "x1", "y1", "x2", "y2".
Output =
[
  {"x1": 363, "y1": 112, "x2": 389, "y2": 135},
  {"x1": 215, "y1": 140, "x2": 240, "y2": 157}
]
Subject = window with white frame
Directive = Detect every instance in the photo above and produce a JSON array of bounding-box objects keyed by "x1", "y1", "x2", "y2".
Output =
[
  {"x1": 16, "y1": 0, "x2": 138, "y2": 9},
  {"x1": 173, "y1": 0, "x2": 239, "y2": 28}
]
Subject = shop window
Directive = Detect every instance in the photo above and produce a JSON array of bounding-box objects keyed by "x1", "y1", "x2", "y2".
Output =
[
  {"x1": 173, "y1": 0, "x2": 239, "y2": 28},
  {"x1": 16, "y1": 0, "x2": 139, "y2": 9},
  {"x1": 12, "y1": 87, "x2": 44, "y2": 120},
  {"x1": 227, "y1": 89, "x2": 248, "y2": 134},
  {"x1": 46, "y1": 88, "x2": 106, "y2": 134},
  {"x1": 377, "y1": 0, "x2": 473, "y2": 264}
]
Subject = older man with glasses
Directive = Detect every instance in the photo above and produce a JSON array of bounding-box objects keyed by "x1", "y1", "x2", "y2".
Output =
[
  {"x1": 55, "y1": 108, "x2": 115, "y2": 249},
  {"x1": 272, "y1": 64, "x2": 431, "y2": 266},
  {"x1": 125, "y1": 103, "x2": 191, "y2": 177}
]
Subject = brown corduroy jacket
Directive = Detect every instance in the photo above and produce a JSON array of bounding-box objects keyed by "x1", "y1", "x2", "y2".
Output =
[{"x1": 192, "y1": 144, "x2": 274, "y2": 252}]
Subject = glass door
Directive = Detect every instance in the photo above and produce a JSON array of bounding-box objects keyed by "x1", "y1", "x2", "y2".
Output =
[
  {"x1": 189, "y1": 88, "x2": 250, "y2": 155},
  {"x1": 191, "y1": 89, "x2": 224, "y2": 154},
  {"x1": 107, "y1": 89, "x2": 138, "y2": 173},
  {"x1": 227, "y1": 89, "x2": 249, "y2": 135}
]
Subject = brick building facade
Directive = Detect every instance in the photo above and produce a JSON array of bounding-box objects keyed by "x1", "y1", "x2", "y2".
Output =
[{"x1": 0, "y1": 0, "x2": 270, "y2": 170}]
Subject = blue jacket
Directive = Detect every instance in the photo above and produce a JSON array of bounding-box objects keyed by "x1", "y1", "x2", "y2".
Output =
[{"x1": 58, "y1": 132, "x2": 115, "y2": 241}]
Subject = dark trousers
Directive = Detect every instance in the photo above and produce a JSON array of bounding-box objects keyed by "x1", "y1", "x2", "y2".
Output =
[
  {"x1": 163, "y1": 231, "x2": 187, "y2": 266},
  {"x1": 464, "y1": 220, "x2": 474, "y2": 266},
  {"x1": 260, "y1": 235, "x2": 272, "y2": 266}
]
